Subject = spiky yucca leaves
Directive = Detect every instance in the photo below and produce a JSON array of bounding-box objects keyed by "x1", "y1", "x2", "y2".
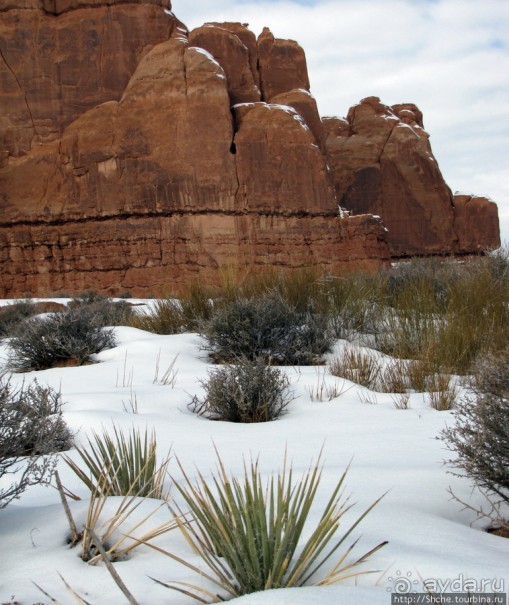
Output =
[
  {"x1": 80, "y1": 479, "x2": 176, "y2": 565},
  {"x1": 151, "y1": 451, "x2": 387, "y2": 603},
  {"x1": 65, "y1": 426, "x2": 169, "y2": 499}
]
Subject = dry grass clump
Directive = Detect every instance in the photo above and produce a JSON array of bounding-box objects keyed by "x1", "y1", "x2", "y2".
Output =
[
  {"x1": 329, "y1": 348, "x2": 383, "y2": 390},
  {"x1": 130, "y1": 281, "x2": 214, "y2": 334},
  {"x1": 426, "y1": 374, "x2": 459, "y2": 411}
]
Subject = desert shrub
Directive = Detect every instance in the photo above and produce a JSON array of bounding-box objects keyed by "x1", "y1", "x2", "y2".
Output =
[
  {"x1": 0, "y1": 300, "x2": 38, "y2": 339},
  {"x1": 190, "y1": 358, "x2": 293, "y2": 422},
  {"x1": 153, "y1": 451, "x2": 387, "y2": 601},
  {"x1": 0, "y1": 372, "x2": 72, "y2": 508},
  {"x1": 65, "y1": 426, "x2": 170, "y2": 498},
  {"x1": 8, "y1": 309, "x2": 116, "y2": 371},
  {"x1": 202, "y1": 290, "x2": 333, "y2": 364},
  {"x1": 382, "y1": 257, "x2": 460, "y2": 314},
  {"x1": 442, "y1": 350, "x2": 509, "y2": 505},
  {"x1": 68, "y1": 291, "x2": 133, "y2": 327}
]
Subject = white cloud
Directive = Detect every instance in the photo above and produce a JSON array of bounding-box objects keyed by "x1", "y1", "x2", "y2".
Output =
[{"x1": 172, "y1": 0, "x2": 509, "y2": 241}]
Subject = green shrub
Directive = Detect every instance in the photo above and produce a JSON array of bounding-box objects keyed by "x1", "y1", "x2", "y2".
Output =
[
  {"x1": 153, "y1": 451, "x2": 387, "y2": 601},
  {"x1": 0, "y1": 372, "x2": 72, "y2": 508},
  {"x1": 8, "y1": 309, "x2": 116, "y2": 371},
  {"x1": 202, "y1": 290, "x2": 333, "y2": 365},
  {"x1": 190, "y1": 358, "x2": 293, "y2": 423}
]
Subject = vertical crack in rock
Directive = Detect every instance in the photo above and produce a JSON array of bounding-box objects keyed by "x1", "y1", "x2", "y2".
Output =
[{"x1": 0, "y1": 46, "x2": 40, "y2": 144}]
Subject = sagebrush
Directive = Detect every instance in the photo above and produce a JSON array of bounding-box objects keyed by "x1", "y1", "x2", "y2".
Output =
[
  {"x1": 0, "y1": 372, "x2": 72, "y2": 508},
  {"x1": 8, "y1": 308, "x2": 116, "y2": 371},
  {"x1": 190, "y1": 358, "x2": 293, "y2": 423},
  {"x1": 442, "y1": 350, "x2": 509, "y2": 506},
  {"x1": 201, "y1": 290, "x2": 333, "y2": 364}
]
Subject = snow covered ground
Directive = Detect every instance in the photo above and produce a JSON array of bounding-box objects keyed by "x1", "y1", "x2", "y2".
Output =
[{"x1": 0, "y1": 308, "x2": 508, "y2": 605}]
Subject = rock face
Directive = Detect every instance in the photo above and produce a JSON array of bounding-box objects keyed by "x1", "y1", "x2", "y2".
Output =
[
  {"x1": 322, "y1": 97, "x2": 500, "y2": 257},
  {"x1": 0, "y1": 2, "x2": 500, "y2": 297},
  {"x1": 453, "y1": 194, "x2": 501, "y2": 253},
  {"x1": 324, "y1": 97, "x2": 453, "y2": 256}
]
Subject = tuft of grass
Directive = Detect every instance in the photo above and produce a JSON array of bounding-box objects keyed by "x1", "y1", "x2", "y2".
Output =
[
  {"x1": 150, "y1": 450, "x2": 387, "y2": 601},
  {"x1": 378, "y1": 360, "x2": 410, "y2": 394},
  {"x1": 130, "y1": 281, "x2": 214, "y2": 335},
  {"x1": 130, "y1": 298, "x2": 185, "y2": 335},
  {"x1": 65, "y1": 426, "x2": 170, "y2": 499},
  {"x1": 426, "y1": 374, "x2": 458, "y2": 411},
  {"x1": 307, "y1": 368, "x2": 352, "y2": 402},
  {"x1": 329, "y1": 347, "x2": 383, "y2": 390}
]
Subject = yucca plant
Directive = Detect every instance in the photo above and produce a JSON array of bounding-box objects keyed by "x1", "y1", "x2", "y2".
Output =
[
  {"x1": 80, "y1": 479, "x2": 176, "y2": 564},
  {"x1": 150, "y1": 450, "x2": 387, "y2": 602},
  {"x1": 65, "y1": 426, "x2": 170, "y2": 499}
]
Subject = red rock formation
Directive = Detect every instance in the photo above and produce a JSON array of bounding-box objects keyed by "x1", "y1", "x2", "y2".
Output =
[
  {"x1": 323, "y1": 96, "x2": 458, "y2": 257},
  {"x1": 257, "y1": 27, "x2": 310, "y2": 101},
  {"x1": 0, "y1": 9, "x2": 388, "y2": 297},
  {"x1": 189, "y1": 24, "x2": 260, "y2": 104},
  {"x1": 0, "y1": 1, "x2": 178, "y2": 157},
  {"x1": 0, "y1": 5, "x2": 500, "y2": 298},
  {"x1": 453, "y1": 194, "x2": 501, "y2": 253},
  {"x1": 0, "y1": 213, "x2": 389, "y2": 297}
]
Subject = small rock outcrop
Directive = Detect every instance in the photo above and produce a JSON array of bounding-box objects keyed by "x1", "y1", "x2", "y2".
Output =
[
  {"x1": 453, "y1": 194, "x2": 501, "y2": 253},
  {"x1": 0, "y1": 2, "x2": 500, "y2": 297}
]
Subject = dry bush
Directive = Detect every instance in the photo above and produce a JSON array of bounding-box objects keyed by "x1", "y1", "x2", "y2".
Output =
[
  {"x1": 202, "y1": 290, "x2": 333, "y2": 365},
  {"x1": 8, "y1": 309, "x2": 116, "y2": 371},
  {"x1": 442, "y1": 350, "x2": 509, "y2": 506},
  {"x1": 190, "y1": 359, "x2": 293, "y2": 423},
  {"x1": 0, "y1": 372, "x2": 72, "y2": 508},
  {"x1": 69, "y1": 291, "x2": 133, "y2": 327},
  {"x1": 0, "y1": 300, "x2": 38, "y2": 339}
]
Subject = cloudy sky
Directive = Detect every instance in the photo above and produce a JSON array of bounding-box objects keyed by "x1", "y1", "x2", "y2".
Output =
[{"x1": 172, "y1": 0, "x2": 509, "y2": 243}]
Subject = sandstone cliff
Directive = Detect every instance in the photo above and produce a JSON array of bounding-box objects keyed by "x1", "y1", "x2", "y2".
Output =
[{"x1": 0, "y1": 1, "x2": 499, "y2": 297}]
